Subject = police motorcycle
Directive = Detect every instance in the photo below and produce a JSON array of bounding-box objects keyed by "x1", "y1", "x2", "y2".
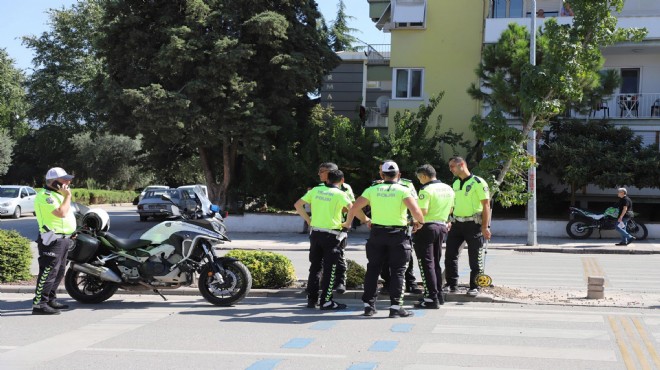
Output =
[
  {"x1": 64, "y1": 186, "x2": 252, "y2": 306},
  {"x1": 566, "y1": 206, "x2": 648, "y2": 240}
]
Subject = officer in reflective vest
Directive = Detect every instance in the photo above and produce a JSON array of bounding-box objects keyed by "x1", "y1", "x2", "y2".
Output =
[
  {"x1": 413, "y1": 164, "x2": 455, "y2": 309},
  {"x1": 32, "y1": 167, "x2": 77, "y2": 315},
  {"x1": 295, "y1": 169, "x2": 364, "y2": 310},
  {"x1": 444, "y1": 157, "x2": 491, "y2": 297},
  {"x1": 316, "y1": 162, "x2": 355, "y2": 294},
  {"x1": 344, "y1": 161, "x2": 424, "y2": 318}
]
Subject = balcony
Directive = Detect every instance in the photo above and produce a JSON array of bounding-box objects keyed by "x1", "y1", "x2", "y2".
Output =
[
  {"x1": 364, "y1": 107, "x2": 389, "y2": 128},
  {"x1": 355, "y1": 44, "x2": 391, "y2": 65},
  {"x1": 575, "y1": 93, "x2": 660, "y2": 120}
]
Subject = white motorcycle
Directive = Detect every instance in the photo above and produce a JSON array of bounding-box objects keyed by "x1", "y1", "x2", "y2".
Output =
[{"x1": 65, "y1": 186, "x2": 252, "y2": 306}]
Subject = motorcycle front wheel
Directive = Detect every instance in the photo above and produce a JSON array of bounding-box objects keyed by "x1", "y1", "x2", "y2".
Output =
[
  {"x1": 627, "y1": 219, "x2": 648, "y2": 241},
  {"x1": 566, "y1": 220, "x2": 594, "y2": 239},
  {"x1": 64, "y1": 268, "x2": 119, "y2": 304},
  {"x1": 198, "y1": 261, "x2": 252, "y2": 306}
]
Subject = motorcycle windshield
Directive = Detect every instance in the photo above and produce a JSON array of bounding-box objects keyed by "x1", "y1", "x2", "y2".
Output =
[{"x1": 192, "y1": 185, "x2": 214, "y2": 216}]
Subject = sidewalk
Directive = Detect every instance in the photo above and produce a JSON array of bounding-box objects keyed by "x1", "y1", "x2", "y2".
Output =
[{"x1": 224, "y1": 232, "x2": 660, "y2": 254}]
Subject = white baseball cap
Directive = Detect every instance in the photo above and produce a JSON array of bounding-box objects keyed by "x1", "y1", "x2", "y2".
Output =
[
  {"x1": 381, "y1": 161, "x2": 399, "y2": 173},
  {"x1": 45, "y1": 167, "x2": 75, "y2": 180}
]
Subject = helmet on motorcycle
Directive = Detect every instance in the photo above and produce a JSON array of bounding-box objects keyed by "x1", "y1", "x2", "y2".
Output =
[{"x1": 81, "y1": 208, "x2": 110, "y2": 231}]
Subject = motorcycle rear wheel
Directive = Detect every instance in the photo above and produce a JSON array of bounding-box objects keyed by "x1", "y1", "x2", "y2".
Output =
[
  {"x1": 627, "y1": 220, "x2": 648, "y2": 241},
  {"x1": 64, "y1": 268, "x2": 119, "y2": 304},
  {"x1": 566, "y1": 220, "x2": 593, "y2": 239},
  {"x1": 198, "y1": 261, "x2": 252, "y2": 306}
]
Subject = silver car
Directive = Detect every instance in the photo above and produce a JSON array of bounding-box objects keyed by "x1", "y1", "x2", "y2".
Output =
[
  {"x1": 0, "y1": 185, "x2": 37, "y2": 219},
  {"x1": 137, "y1": 188, "x2": 196, "y2": 221}
]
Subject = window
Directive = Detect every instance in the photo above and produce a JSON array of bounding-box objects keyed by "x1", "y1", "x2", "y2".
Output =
[
  {"x1": 492, "y1": 0, "x2": 523, "y2": 18},
  {"x1": 393, "y1": 0, "x2": 426, "y2": 27},
  {"x1": 620, "y1": 68, "x2": 640, "y2": 94},
  {"x1": 27, "y1": 187, "x2": 36, "y2": 196},
  {"x1": 394, "y1": 68, "x2": 423, "y2": 99}
]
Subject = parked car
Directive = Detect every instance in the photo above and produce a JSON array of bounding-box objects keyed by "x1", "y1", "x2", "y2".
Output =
[
  {"x1": 0, "y1": 185, "x2": 37, "y2": 219},
  {"x1": 137, "y1": 188, "x2": 196, "y2": 221},
  {"x1": 138, "y1": 185, "x2": 170, "y2": 202},
  {"x1": 178, "y1": 184, "x2": 208, "y2": 199}
]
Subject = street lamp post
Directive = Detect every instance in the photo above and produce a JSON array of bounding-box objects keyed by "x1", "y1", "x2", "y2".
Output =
[{"x1": 527, "y1": 0, "x2": 537, "y2": 246}]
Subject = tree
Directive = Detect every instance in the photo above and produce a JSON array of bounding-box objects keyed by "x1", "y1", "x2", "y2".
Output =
[
  {"x1": 99, "y1": 0, "x2": 339, "y2": 206},
  {"x1": 383, "y1": 93, "x2": 471, "y2": 181},
  {"x1": 539, "y1": 119, "x2": 660, "y2": 205},
  {"x1": 328, "y1": 0, "x2": 358, "y2": 52},
  {"x1": 0, "y1": 129, "x2": 14, "y2": 176},
  {"x1": 468, "y1": 0, "x2": 646, "y2": 206},
  {"x1": 22, "y1": 0, "x2": 106, "y2": 131},
  {"x1": 0, "y1": 49, "x2": 29, "y2": 138}
]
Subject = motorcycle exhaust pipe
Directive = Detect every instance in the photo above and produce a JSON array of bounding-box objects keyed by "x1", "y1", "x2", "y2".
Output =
[{"x1": 70, "y1": 262, "x2": 122, "y2": 283}]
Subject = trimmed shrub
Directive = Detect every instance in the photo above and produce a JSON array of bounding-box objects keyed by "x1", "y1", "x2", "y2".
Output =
[
  {"x1": 346, "y1": 259, "x2": 366, "y2": 289},
  {"x1": 225, "y1": 249, "x2": 296, "y2": 289},
  {"x1": 0, "y1": 230, "x2": 32, "y2": 282},
  {"x1": 34, "y1": 188, "x2": 138, "y2": 205}
]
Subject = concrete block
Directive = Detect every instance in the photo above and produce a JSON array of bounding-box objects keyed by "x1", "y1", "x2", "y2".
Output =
[
  {"x1": 587, "y1": 285, "x2": 605, "y2": 292},
  {"x1": 587, "y1": 290, "x2": 605, "y2": 299},
  {"x1": 588, "y1": 276, "x2": 605, "y2": 285}
]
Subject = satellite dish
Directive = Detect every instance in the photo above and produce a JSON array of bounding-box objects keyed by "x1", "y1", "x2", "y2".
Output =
[{"x1": 376, "y1": 96, "x2": 389, "y2": 116}]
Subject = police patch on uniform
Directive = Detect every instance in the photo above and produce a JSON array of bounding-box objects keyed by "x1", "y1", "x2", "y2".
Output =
[
  {"x1": 46, "y1": 197, "x2": 54, "y2": 204},
  {"x1": 419, "y1": 194, "x2": 425, "y2": 199}
]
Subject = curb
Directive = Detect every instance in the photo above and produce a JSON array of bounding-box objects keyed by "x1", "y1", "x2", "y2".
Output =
[{"x1": 0, "y1": 286, "x2": 493, "y2": 303}]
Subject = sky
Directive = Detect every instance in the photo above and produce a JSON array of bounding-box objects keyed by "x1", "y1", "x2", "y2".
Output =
[{"x1": 0, "y1": 0, "x2": 390, "y2": 72}]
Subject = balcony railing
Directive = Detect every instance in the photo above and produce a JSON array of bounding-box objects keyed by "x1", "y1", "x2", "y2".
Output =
[
  {"x1": 578, "y1": 93, "x2": 660, "y2": 119},
  {"x1": 355, "y1": 44, "x2": 391, "y2": 64}
]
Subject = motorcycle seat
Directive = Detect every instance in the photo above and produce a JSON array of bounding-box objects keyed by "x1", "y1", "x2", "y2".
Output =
[{"x1": 101, "y1": 232, "x2": 152, "y2": 250}]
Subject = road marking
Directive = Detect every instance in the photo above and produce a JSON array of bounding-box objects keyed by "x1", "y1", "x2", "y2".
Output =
[
  {"x1": 391, "y1": 324, "x2": 414, "y2": 333},
  {"x1": 0, "y1": 306, "x2": 184, "y2": 369},
  {"x1": 405, "y1": 366, "x2": 529, "y2": 370},
  {"x1": 369, "y1": 340, "x2": 398, "y2": 352},
  {"x1": 82, "y1": 347, "x2": 345, "y2": 359},
  {"x1": 418, "y1": 342, "x2": 616, "y2": 361},
  {"x1": 620, "y1": 316, "x2": 652, "y2": 369},
  {"x1": 246, "y1": 359, "x2": 282, "y2": 370},
  {"x1": 432, "y1": 325, "x2": 609, "y2": 340},
  {"x1": 309, "y1": 321, "x2": 337, "y2": 330},
  {"x1": 632, "y1": 317, "x2": 660, "y2": 369},
  {"x1": 444, "y1": 310, "x2": 604, "y2": 323},
  {"x1": 347, "y1": 363, "x2": 378, "y2": 370},
  {"x1": 281, "y1": 338, "x2": 313, "y2": 349},
  {"x1": 608, "y1": 316, "x2": 639, "y2": 369},
  {"x1": 581, "y1": 257, "x2": 610, "y2": 287}
]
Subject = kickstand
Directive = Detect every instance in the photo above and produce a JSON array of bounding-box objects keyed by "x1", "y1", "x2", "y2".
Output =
[{"x1": 153, "y1": 289, "x2": 168, "y2": 301}]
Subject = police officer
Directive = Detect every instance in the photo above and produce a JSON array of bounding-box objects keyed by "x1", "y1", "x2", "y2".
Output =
[
  {"x1": 378, "y1": 163, "x2": 423, "y2": 295},
  {"x1": 317, "y1": 162, "x2": 355, "y2": 294},
  {"x1": 413, "y1": 164, "x2": 454, "y2": 309},
  {"x1": 444, "y1": 157, "x2": 491, "y2": 297},
  {"x1": 32, "y1": 167, "x2": 77, "y2": 315},
  {"x1": 295, "y1": 169, "x2": 360, "y2": 310},
  {"x1": 344, "y1": 161, "x2": 424, "y2": 318}
]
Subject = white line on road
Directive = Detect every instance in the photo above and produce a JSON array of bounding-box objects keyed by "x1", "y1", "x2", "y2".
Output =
[
  {"x1": 81, "y1": 347, "x2": 346, "y2": 359},
  {"x1": 432, "y1": 325, "x2": 610, "y2": 340},
  {"x1": 444, "y1": 311, "x2": 604, "y2": 323},
  {"x1": 418, "y1": 342, "x2": 617, "y2": 361}
]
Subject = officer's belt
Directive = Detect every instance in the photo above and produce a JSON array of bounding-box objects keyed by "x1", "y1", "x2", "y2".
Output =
[
  {"x1": 372, "y1": 224, "x2": 407, "y2": 231},
  {"x1": 425, "y1": 221, "x2": 448, "y2": 226},
  {"x1": 453, "y1": 216, "x2": 477, "y2": 222},
  {"x1": 310, "y1": 227, "x2": 342, "y2": 236}
]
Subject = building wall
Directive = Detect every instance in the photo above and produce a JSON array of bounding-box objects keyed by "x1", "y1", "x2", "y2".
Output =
[
  {"x1": 319, "y1": 62, "x2": 365, "y2": 121},
  {"x1": 389, "y1": 1, "x2": 486, "y2": 158}
]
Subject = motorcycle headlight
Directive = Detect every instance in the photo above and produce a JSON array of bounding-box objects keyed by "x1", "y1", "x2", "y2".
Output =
[{"x1": 211, "y1": 219, "x2": 225, "y2": 234}]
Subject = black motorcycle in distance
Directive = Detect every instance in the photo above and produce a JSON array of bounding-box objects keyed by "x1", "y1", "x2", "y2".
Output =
[
  {"x1": 65, "y1": 186, "x2": 252, "y2": 306},
  {"x1": 566, "y1": 206, "x2": 648, "y2": 240}
]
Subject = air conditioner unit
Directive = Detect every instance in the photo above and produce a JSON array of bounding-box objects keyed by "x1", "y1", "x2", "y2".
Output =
[{"x1": 376, "y1": 96, "x2": 389, "y2": 116}]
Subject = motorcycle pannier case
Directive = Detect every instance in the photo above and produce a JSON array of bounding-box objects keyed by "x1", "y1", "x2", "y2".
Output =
[{"x1": 69, "y1": 233, "x2": 100, "y2": 263}]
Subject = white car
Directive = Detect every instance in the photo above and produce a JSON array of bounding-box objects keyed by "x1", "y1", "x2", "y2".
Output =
[
  {"x1": 178, "y1": 184, "x2": 208, "y2": 199},
  {"x1": 138, "y1": 185, "x2": 170, "y2": 202},
  {"x1": 0, "y1": 185, "x2": 37, "y2": 219}
]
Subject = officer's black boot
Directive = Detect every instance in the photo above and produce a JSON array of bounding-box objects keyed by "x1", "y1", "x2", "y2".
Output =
[
  {"x1": 32, "y1": 305, "x2": 61, "y2": 315},
  {"x1": 389, "y1": 307, "x2": 414, "y2": 318},
  {"x1": 48, "y1": 300, "x2": 69, "y2": 310}
]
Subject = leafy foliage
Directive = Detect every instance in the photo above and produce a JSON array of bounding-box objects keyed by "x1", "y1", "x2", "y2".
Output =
[
  {"x1": 0, "y1": 49, "x2": 29, "y2": 138},
  {"x1": 225, "y1": 249, "x2": 296, "y2": 289},
  {"x1": 328, "y1": 0, "x2": 358, "y2": 52},
  {"x1": 346, "y1": 259, "x2": 366, "y2": 289},
  {"x1": 468, "y1": 0, "x2": 647, "y2": 206},
  {"x1": 0, "y1": 129, "x2": 14, "y2": 176},
  {"x1": 0, "y1": 230, "x2": 32, "y2": 283},
  {"x1": 539, "y1": 120, "x2": 660, "y2": 205}
]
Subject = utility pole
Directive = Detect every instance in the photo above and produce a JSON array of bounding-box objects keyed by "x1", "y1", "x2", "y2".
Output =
[{"x1": 527, "y1": 0, "x2": 538, "y2": 246}]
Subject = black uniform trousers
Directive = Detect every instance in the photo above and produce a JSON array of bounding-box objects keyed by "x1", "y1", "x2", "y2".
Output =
[
  {"x1": 306, "y1": 230, "x2": 342, "y2": 305},
  {"x1": 444, "y1": 221, "x2": 483, "y2": 290},
  {"x1": 362, "y1": 227, "x2": 412, "y2": 307},
  {"x1": 379, "y1": 249, "x2": 416, "y2": 289},
  {"x1": 33, "y1": 237, "x2": 73, "y2": 307},
  {"x1": 413, "y1": 222, "x2": 448, "y2": 301},
  {"x1": 334, "y1": 237, "x2": 348, "y2": 288}
]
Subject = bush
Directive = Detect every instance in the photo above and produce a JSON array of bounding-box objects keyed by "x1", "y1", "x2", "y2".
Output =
[
  {"x1": 35, "y1": 188, "x2": 138, "y2": 205},
  {"x1": 225, "y1": 250, "x2": 296, "y2": 289},
  {"x1": 0, "y1": 230, "x2": 32, "y2": 283},
  {"x1": 346, "y1": 259, "x2": 366, "y2": 289}
]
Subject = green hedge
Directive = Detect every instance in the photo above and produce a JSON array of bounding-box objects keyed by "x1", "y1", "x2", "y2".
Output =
[
  {"x1": 0, "y1": 230, "x2": 32, "y2": 283},
  {"x1": 346, "y1": 259, "x2": 366, "y2": 289},
  {"x1": 225, "y1": 250, "x2": 296, "y2": 289},
  {"x1": 35, "y1": 188, "x2": 138, "y2": 205}
]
